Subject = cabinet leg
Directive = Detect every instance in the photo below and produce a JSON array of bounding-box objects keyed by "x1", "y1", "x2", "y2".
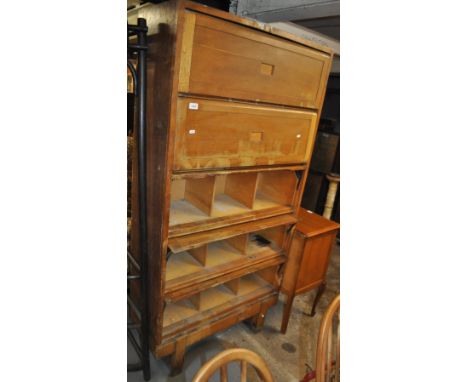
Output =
[
  {"x1": 281, "y1": 293, "x2": 295, "y2": 334},
  {"x1": 249, "y1": 303, "x2": 269, "y2": 332},
  {"x1": 310, "y1": 283, "x2": 326, "y2": 317},
  {"x1": 170, "y1": 337, "x2": 186, "y2": 376}
]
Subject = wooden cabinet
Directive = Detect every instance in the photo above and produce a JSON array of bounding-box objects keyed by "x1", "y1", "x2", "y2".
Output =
[
  {"x1": 128, "y1": 0, "x2": 333, "y2": 373},
  {"x1": 280, "y1": 208, "x2": 339, "y2": 333}
]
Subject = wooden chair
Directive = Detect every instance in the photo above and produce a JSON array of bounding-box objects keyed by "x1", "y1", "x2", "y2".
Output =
[
  {"x1": 192, "y1": 348, "x2": 274, "y2": 382},
  {"x1": 316, "y1": 294, "x2": 340, "y2": 382}
]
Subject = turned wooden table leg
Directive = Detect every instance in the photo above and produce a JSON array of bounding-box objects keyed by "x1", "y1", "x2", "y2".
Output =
[
  {"x1": 310, "y1": 283, "x2": 326, "y2": 317},
  {"x1": 281, "y1": 292, "x2": 295, "y2": 334},
  {"x1": 170, "y1": 337, "x2": 187, "y2": 376}
]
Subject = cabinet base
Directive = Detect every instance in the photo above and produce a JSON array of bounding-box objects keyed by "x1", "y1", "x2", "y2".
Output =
[{"x1": 155, "y1": 293, "x2": 277, "y2": 375}]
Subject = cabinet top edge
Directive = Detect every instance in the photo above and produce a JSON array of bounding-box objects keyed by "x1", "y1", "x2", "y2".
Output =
[
  {"x1": 183, "y1": 0, "x2": 334, "y2": 56},
  {"x1": 297, "y1": 208, "x2": 340, "y2": 237},
  {"x1": 128, "y1": 0, "x2": 334, "y2": 56}
]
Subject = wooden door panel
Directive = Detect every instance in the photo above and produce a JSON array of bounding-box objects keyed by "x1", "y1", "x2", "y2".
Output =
[
  {"x1": 174, "y1": 97, "x2": 317, "y2": 170},
  {"x1": 179, "y1": 12, "x2": 331, "y2": 108}
]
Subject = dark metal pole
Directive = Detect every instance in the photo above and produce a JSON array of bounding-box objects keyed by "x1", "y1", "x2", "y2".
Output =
[{"x1": 136, "y1": 17, "x2": 151, "y2": 382}]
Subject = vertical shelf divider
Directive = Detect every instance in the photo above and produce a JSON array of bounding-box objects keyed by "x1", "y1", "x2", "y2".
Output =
[
  {"x1": 226, "y1": 234, "x2": 249, "y2": 254},
  {"x1": 257, "y1": 267, "x2": 280, "y2": 287},
  {"x1": 185, "y1": 176, "x2": 216, "y2": 215},
  {"x1": 188, "y1": 244, "x2": 208, "y2": 266},
  {"x1": 189, "y1": 293, "x2": 201, "y2": 311},
  {"x1": 256, "y1": 171, "x2": 298, "y2": 206},
  {"x1": 258, "y1": 226, "x2": 286, "y2": 249},
  {"x1": 225, "y1": 278, "x2": 241, "y2": 295},
  {"x1": 224, "y1": 172, "x2": 259, "y2": 209}
]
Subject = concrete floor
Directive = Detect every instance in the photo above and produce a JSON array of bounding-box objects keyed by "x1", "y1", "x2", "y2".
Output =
[{"x1": 128, "y1": 242, "x2": 340, "y2": 381}]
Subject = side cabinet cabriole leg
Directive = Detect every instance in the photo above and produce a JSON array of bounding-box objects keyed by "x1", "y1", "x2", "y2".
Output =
[
  {"x1": 281, "y1": 292, "x2": 295, "y2": 334},
  {"x1": 310, "y1": 283, "x2": 326, "y2": 317}
]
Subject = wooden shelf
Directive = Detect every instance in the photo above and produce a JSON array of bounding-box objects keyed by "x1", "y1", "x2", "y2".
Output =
[
  {"x1": 157, "y1": 291, "x2": 278, "y2": 358},
  {"x1": 169, "y1": 205, "x2": 293, "y2": 238},
  {"x1": 169, "y1": 170, "x2": 298, "y2": 230},
  {"x1": 163, "y1": 273, "x2": 274, "y2": 330},
  {"x1": 168, "y1": 214, "x2": 296, "y2": 253},
  {"x1": 211, "y1": 194, "x2": 250, "y2": 217},
  {"x1": 166, "y1": 241, "x2": 244, "y2": 282},
  {"x1": 252, "y1": 192, "x2": 284, "y2": 210},
  {"x1": 169, "y1": 199, "x2": 208, "y2": 226},
  {"x1": 165, "y1": 230, "x2": 286, "y2": 301}
]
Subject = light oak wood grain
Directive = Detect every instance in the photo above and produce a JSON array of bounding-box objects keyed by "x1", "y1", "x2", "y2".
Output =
[
  {"x1": 169, "y1": 171, "x2": 298, "y2": 231},
  {"x1": 174, "y1": 97, "x2": 317, "y2": 170},
  {"x1": 179, "y1": 10, "x2": 331, "y2": 109},
  {"x1": 168, "y1": 214, "x2": 296, "y2": 253},
  {"x1": 163, "y1": 273, "x2": 274, "y2": 329}
]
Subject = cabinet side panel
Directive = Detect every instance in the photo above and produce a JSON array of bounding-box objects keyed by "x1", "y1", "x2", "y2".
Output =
[
  {"x1": 293, "y1": 54, "x2": 333, "y2": 212},
  {"x1": 295, "y1": 231, "x2": 337, "y2": 291},
  {"x1": 129, "y1": 0, "x2": 180, "y2": 348}
]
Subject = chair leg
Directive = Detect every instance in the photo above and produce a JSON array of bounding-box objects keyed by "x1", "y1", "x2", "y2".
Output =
[
  {"x1": 281, "y1": 293, "x2": 295, "y2": 334},
  {"x1": 170, "y1": 337, "x2": 186, "y2": 376},
  {"x1": 310, "y1": 283, "x2": 326, "y2": 317}
]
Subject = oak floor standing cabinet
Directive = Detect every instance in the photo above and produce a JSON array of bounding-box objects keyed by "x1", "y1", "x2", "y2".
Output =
[{"x1": 128, "y1": 0, "x2": 333, "y2": 373}]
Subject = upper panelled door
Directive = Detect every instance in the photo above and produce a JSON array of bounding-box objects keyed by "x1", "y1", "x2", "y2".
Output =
[
  {"x1": 174, "y1": 97, "x2": 317, "y2": 170},
  {"x1": 178, "y1": 12, "x2": 332, "y2": 109}
]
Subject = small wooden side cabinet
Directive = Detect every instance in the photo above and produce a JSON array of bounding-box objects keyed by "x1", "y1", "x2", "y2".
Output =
[{"x1": 280, "y1": 208, "x2": 339, "y2": 333}]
